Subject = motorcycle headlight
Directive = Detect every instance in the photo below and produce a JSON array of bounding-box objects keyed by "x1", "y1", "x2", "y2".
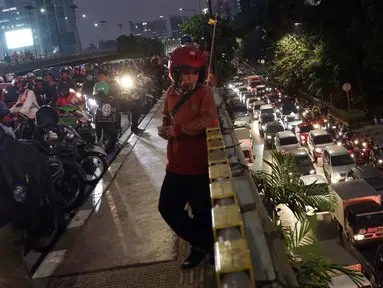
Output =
[
  {"x1": 379, "y1": 159, "x2": 383, "y2": 164},
  {"x1": 315, "y1": 147, "x2": 322, "y2": 153},
  {"x1": 267, "y1": 135, "x2": 272, "y2": 139},
  {"x1": 354, "y1": 140, "x2": 359, "y2": 145},
  {"x1": 119, "y1": 76, "x2": 134, "y2": 89},
  {"x1": 14, "y1": 185, "x2": 27, "y2": 203},
  {"x1": 351, "y1": 153, "x2": 355, "y2": 158},
  {"x1": 101, "y1": 104, "x2": 112, "y2": 116},
  {"x1": 66, "y1": 130, "x2": 75, "y2": 140},
  {"x1": 309, "y1": 169, "x2": 315, "y2": 174},
  {"x1": 301, "y1": 135, "x2": 305, "y2": 140},
  {"x1": 363, "y1": 142, "x2": 367, "y2": 147},
  {"x1": 337, "y1": 141, "x2": 342, "y2": 146},
  {"x1": 88, "y1": 98, "x2": 97, "y2": 107},
  {"x1": 262, "y1": 125, "x2": 265, "y2": 130}
]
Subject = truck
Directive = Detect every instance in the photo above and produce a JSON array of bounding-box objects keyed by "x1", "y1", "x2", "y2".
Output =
[
  {"x1": 330, "y1": 180, "x2": 383, "y2": 246},
  {"x1": 247, "y1": 75, "x2": 263, "y2": 94}
]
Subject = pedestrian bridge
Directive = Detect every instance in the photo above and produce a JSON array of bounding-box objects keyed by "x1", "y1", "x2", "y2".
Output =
[
  {"x1": 0, "y1": 49, "x2": 117, "y2": 75},
  {"x1": 28, "y1": 89, "x2": 297, "y2": 288}
]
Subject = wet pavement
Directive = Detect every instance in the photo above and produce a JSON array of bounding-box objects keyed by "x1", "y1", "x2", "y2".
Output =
[{"x1": 31, "y1": 99, "x2": 213, "y2": 288}]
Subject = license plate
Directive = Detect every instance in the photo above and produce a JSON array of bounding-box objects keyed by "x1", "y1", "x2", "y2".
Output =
[{"x1": 97, "y1": 116, "x2": 114, "y2": 123}]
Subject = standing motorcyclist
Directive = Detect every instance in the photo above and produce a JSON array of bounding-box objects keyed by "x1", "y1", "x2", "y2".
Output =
[
  {"x1": 10, "y1": 76, "x2": 40, "y2": 119},
  {"x1": 43, "y1": 70, "x2": 58, "y2": 106},
  {"x1": 59, "y1": 67, "x2": 76, "y2": 90},
  {"x1": 56, "y1": 81, "x2": 82, "y2": 107}
]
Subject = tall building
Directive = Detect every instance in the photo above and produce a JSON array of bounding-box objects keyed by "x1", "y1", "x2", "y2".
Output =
[
  {"x1": 170, "y1": 15, "x2": 188, "y2": 38},
  {"x1": 1, "y1": 0, "x2": 81, "y2": 54},
  {"x1": 144, "y1": 17, "x2": 167, "y2": 38},
  {"x1": 129, "y1": 21, "x2": 144, "y2": 36}
]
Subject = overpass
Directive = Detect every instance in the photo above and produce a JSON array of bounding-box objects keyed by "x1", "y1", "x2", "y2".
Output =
[{"x1": 0, "y1": 48, "x2": 118, "y2": 75}]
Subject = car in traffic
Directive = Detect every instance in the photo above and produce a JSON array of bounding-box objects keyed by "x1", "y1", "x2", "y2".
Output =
[
  {"x1": 252, "y1": 100, "x2": 266, "y2": 119},
  {"x1": 308, "y1": 129, "x2": 334, "y2": 162},
  {"x1": 323, "y1": 145, "x2": 356, "y2": 183},
  {"x1": 283, "y1": 113, "x2": 303, "y2": 131},
  {"x1": 299, "y1": 174, "x2": 328, "y2": 186},
  {"x1": 259, "y1": 114, "x2": 276, "y2": 133},
  {"x1": 238, "y1": 87, "x2": 248, "y2": 99},
  {"x1": 295, "y1": 122, "x2": 314, "y2": 145},
  {"x1": 255, "y1": 84, "x2": 266, "y2": 96},
  {"x1": 260, "y1": 104, "x2": 275, "y2": 118},
  {"x1": 241, "y1": 91, "x2": 253, "y2": 104},
  {"x1": 275, "y1": 130, "x2": 301, "y2": 153},
  {"x1": 292, "y1": 148, "x2": 316, "y2": 176},
  {"x1": 264, "y1": 121, "x2": 284, "y2": 148},
  {"x1": 246, "y1": 97, "x2": 259, "y2": 111}
]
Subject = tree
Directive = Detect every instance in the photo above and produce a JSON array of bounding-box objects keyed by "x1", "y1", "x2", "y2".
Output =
[
  {"x1": 116, "y1": 35, "x2": 163, "y2": 58},
  {"x1": 282, "y1": 220, "x2": 365, "y2": 287},
  {"x1": 253, "y1": 150, "x2": 335, "y2": 220}
]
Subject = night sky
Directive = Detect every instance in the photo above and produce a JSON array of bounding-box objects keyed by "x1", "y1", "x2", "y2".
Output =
[{"x1": 74, "y1": 0, "x2": 204, "y2": 48}]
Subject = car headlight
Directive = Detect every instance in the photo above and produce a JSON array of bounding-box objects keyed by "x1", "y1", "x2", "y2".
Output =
[
  {"x1": 362, "y1": 142, "x2": 367, "y2": 147},
  {"x1": 66, "y1": 130, "x2": 75, "y2": 140},
  {"x1": 13, "y1": 185, "x2": 27, "y2": 203},
  {"x1": 379, "y1": 159, "x2": 383, "y2": 164},
  {"x1": 332, "y1": 173, "x2": 341, "y2": 183},
  {"x1": 267, "y1": 135, "x2": 272, "y2": 139},
  {"x1": 332, "y1": 125, "x2": 337, "y2": 129},
  {"x1": 315, "y1": 147, "x2": 322, "y2": 153},
  {"x1": 354, "y1": 234, "x2": 365, "y2": 241},
  {"x1": 119, "y1": 76, "x2": 134, "y2": 89},
  {"x1": 324, "y1": 119, "x2": 328, "y2": 123},
  {"x1": 101, "y1": 104, "x2": 112, "y2": 116},
  {"x1": 309, "y1": 169, "x2": 315, "y2": 174},
  {"x1": 88, "y1": 98, "x2": 97, "y2": 107},
  {"x1": 288, "y1": 125, "x2": 292, "y2": 129}
]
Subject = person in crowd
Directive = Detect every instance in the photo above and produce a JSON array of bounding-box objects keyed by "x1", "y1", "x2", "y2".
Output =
[
  {"x1": 5, "y1": 73, "x2": 15, "y2": 83},
  {"x1": 26, "y1": 72, "x2": 35, "y2": 90},
  {"x1": 2, "y1": 77, "x2": 19, "y2": 108},
  {"x1": 34, "y1": 77, "x2": 46, "y2": 106},
  {"x1": 0, "y1": 76, "x2": 4, "y2": 84},
  {"x1": 82, "y1": 70, "x2": 96, "y2": 96},
  {"x1": 59, "y1": 67, "x2": 76, "y2": 90},
  {"x1": 10, "y1": 76, "x2": 40, "y2": 119},
  {"x1": 43, "y1": 70, "x2": 58, "y2": 106},
  {"x1": 72, "y1": 66, "x2": 85, "y2": 84},
  {"x1": 180, "y1": 34, "x2": 194, "y2": 46},
  {"x1": 157, "y1": 45, "x2": 218, "y2": 269}
]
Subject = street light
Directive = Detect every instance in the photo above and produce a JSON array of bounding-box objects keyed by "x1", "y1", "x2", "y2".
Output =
[
  {"x1": 94, "y1": 23, "x2": 98, "y2": 27},
  {"x1": 40, "y1": 8, "x2": 44, "y2": 13},
  {"x1": 24, "y1": 5, "x2": 38, "y2": 57},
  {"x1": 117, "y1": 24, "x2": 123, "y2": 35},
  {"x1": 82, "y1": 14, "x2": 86, "y2": 18}
]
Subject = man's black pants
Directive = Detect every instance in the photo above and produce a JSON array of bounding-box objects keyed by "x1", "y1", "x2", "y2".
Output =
[
  {"x1": 158, "y1": 170, "x2": 214, "y2": 253},
  {"x1": 117, "y1": 99, "x2": 141, "y2": 131}
]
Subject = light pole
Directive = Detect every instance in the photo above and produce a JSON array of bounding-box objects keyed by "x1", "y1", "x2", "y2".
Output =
[
  {"x1": 24, "y1": 5, "x2": 38, "y2": 57},
  {"x1": 117, "y1": 24, "x2": 123, "y2": 35},
  {"x1": 69, "y1": 5, "x2": 82, "y2": 51},
  {"x1": 40, "y1": 4, "x2": 62, "y2": 52}
]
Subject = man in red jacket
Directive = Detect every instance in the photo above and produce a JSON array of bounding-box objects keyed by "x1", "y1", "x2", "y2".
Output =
[{"x1": 158, "y1": 45, "x2": 218, "y2": 269}]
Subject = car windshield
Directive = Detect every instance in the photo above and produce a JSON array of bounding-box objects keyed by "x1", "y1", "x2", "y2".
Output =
[
  {"x1": 355, "y1": 210, "x2": 383, "y2": 230},
  {"x1": 243, "y1": 150, "x2": 251, "y2": 159},
  {"x1": 239, "y1": 88, "x2": 247, "y2": 92},
  {"x1": 262, "y1": 115, "x2": 275, "y2": 123},
  {"x1": 330, "y1": 154, "x2": 354, "y2": 166},
  {"x1": 299, "y1": 125, "x2": 314, "y2": 133},
  {"x1": 314, "y1": 134, "x2": 332, "y2": 144},
  {"x1": 261, "y1": 108, "x2": 274, "y2": 115},
  {"x1": 267, "y1": 125, "x2": 284, "y2": 133},
  {"x1": 295, "y1": 154, "x2": 312, "y2": 166},
  {"x1": 280, "y1": 137, "x2": 298, "y2": 146},
  {"x1": 287, "y1": 116, "x2": 301, "y2": 122},
  {"x1": 269, "y1": 94, "x2": 279, "y2": 99}
]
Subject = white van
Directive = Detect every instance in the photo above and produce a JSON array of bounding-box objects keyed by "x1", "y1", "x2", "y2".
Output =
[
  {"x1": 307, "y1": 129, "x2": 334, "y2": 162},
  {"x1": 323, "y1": 145, "x2": 355, "y2": 183},
  {"x1": 260, "y1": 104, "x2": 275, "y2": 117},
  {"x1": 274, "y1": 131, "x2": 301, "y2": 153}
]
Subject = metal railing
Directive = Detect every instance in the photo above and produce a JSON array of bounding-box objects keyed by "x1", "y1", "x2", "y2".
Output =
[
  {"x1": 0, "y1": 48, "x2": 116, "y2": 67},
  {"x1": 208, "y1": 89, "x2": 298, "y2": 287}
]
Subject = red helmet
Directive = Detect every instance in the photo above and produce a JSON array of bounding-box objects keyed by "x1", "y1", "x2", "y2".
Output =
[{"x1": 169, "y1": 46, "x2": 207, "y2": 84}]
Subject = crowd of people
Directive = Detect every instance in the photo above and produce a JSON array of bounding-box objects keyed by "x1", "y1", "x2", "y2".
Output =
[{"x1": 0, "y1": 34, "x2": 219, "y2": 287}]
